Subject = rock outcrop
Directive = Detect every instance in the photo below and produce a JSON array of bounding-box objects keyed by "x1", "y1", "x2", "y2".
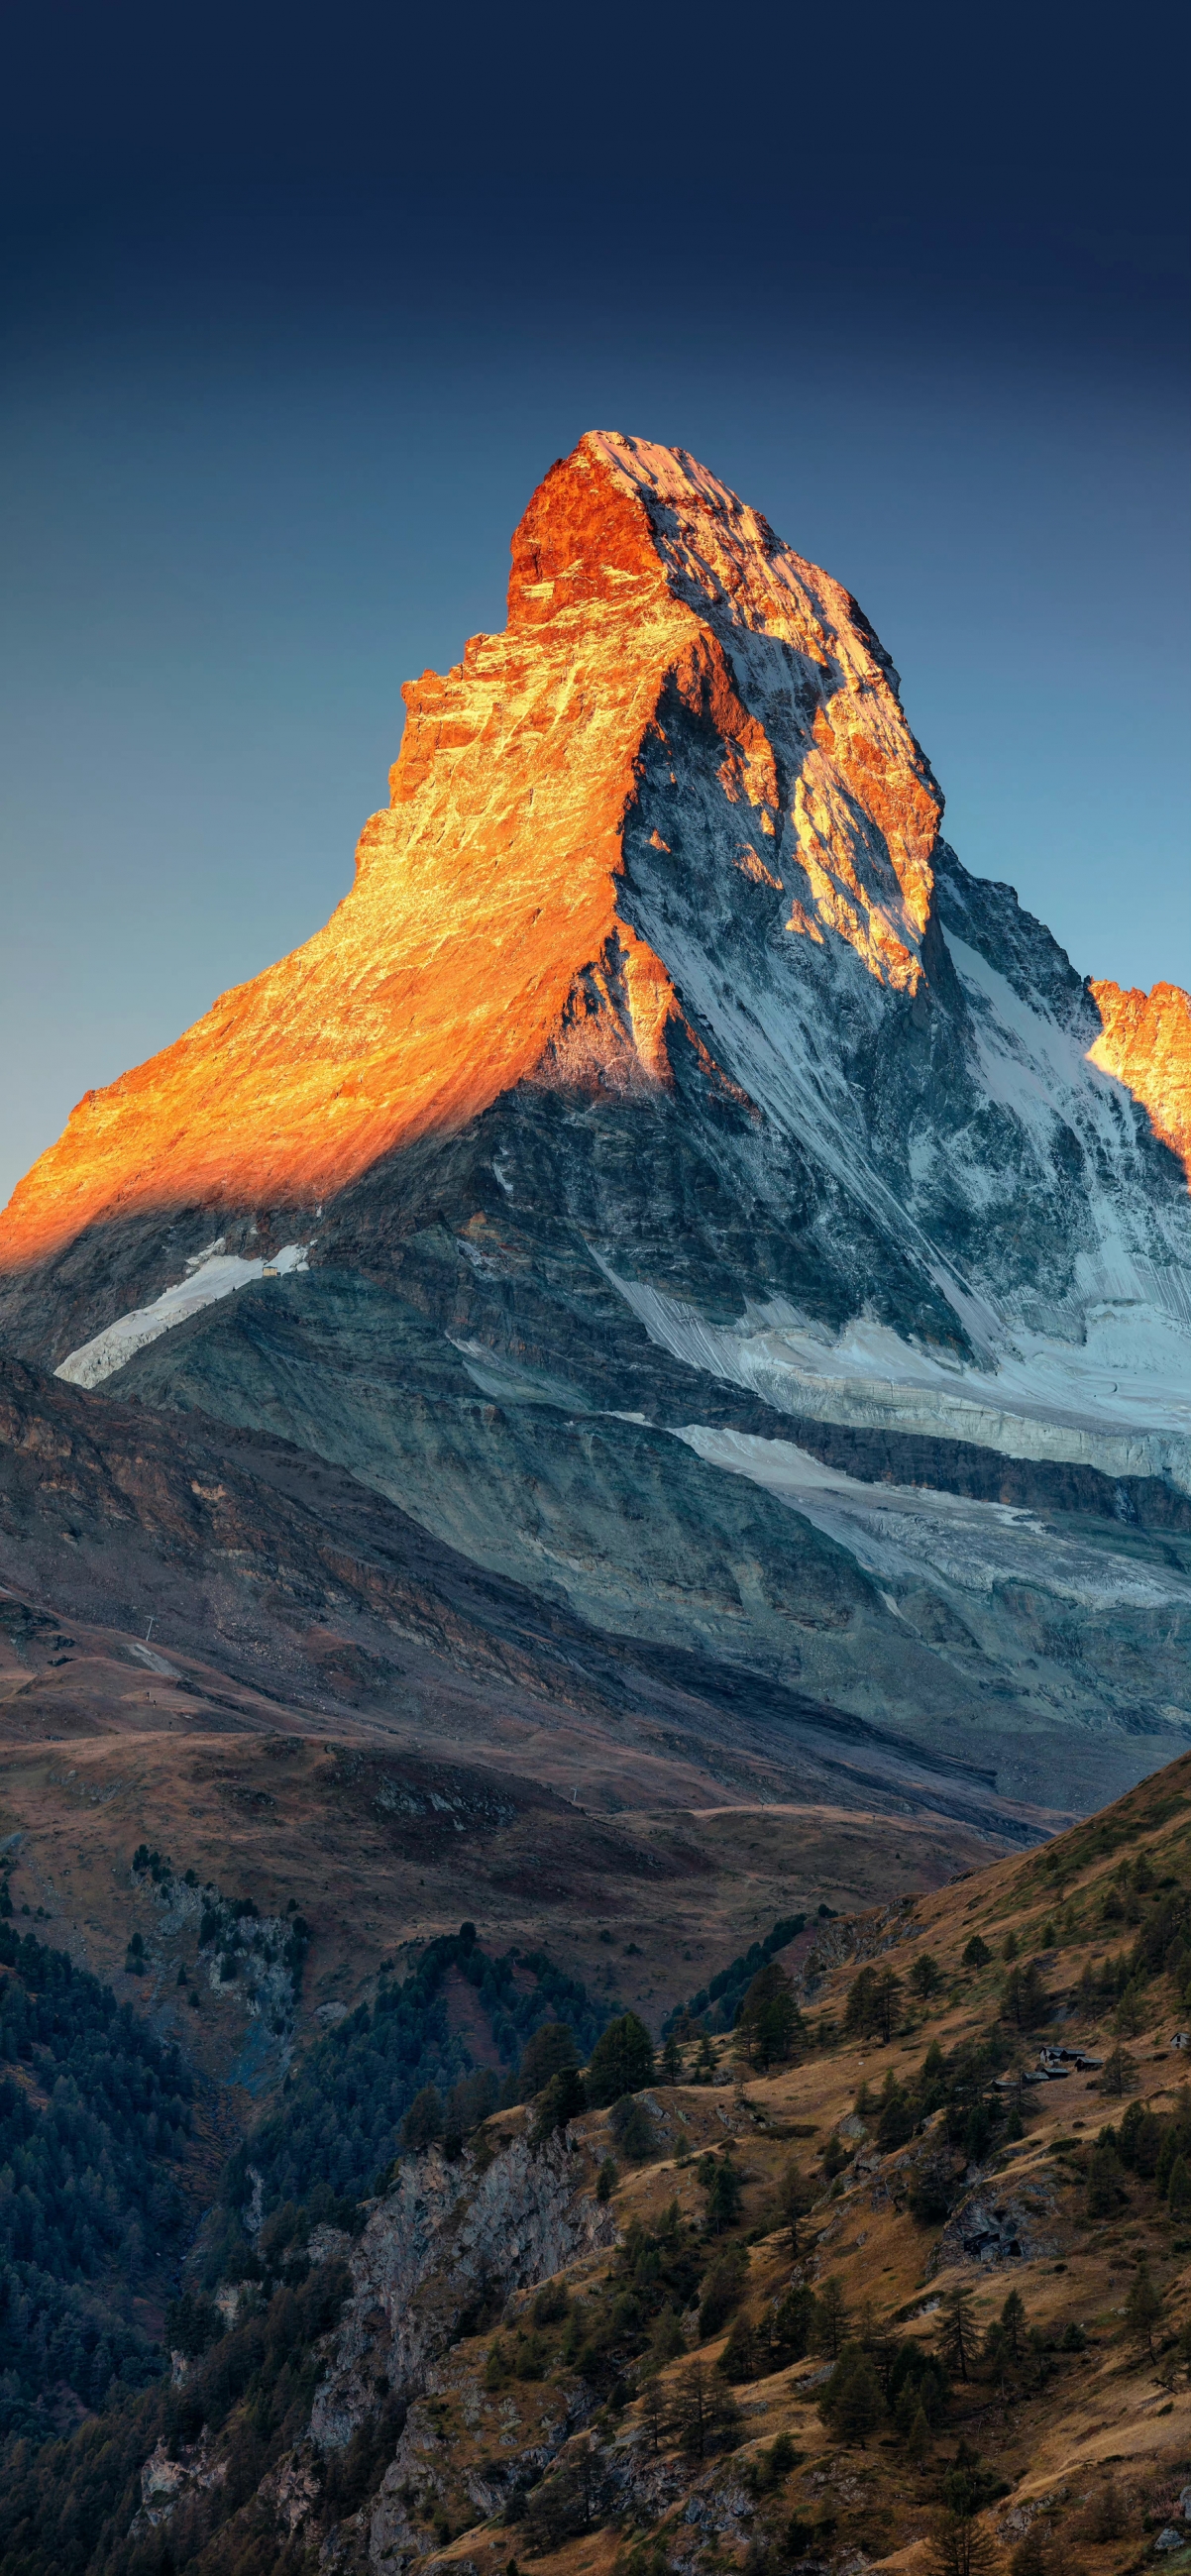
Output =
[
  {"x1": 1089, "y1": 981, "x2": 1191, "y2": 1183},
  {"x1": 310, "y1": 2130, "x2": 616, "y2": 2450},
  {"x1": 226, "y1": 2124, "x2": 620, "y2": 2571}
]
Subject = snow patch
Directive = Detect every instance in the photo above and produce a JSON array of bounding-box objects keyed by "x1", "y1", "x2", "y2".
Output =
[
  {"x1": 673, "y1": 1424, "x2": 1191, "y2": 1613},
  {"x1": 55, "y1": 1242, "x2": 311, "y2": 1391},
  {"x1": 601, "y1": 1267, "x2": 1191, "y2": 1492},
  {"x1": 123, "y1": 1641, "x2": 181, "y2": 1678}
]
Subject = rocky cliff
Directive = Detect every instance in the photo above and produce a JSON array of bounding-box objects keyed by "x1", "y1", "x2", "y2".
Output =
[
  {"x1": 1089, "y1": 979, "x2": 1191, "y2": 1179},
  {"x1": 308, "y1": 2129, "x2": 616, "y2": 2451},
  {"x1": 1, "y1": 433, "x2": 1188, "y2": 1815}
]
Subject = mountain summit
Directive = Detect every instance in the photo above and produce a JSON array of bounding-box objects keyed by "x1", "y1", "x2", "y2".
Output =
[
  {"x1": 0, "y1": 434, "x2": 946, "y2": 1274},
  {"x1": 2, "y1": 433, "x2": 1189, "y2": 1816}
]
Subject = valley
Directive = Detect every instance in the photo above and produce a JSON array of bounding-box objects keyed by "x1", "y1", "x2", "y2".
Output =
[{"x1": 0, "y1": 1586, "x2": 1002, "y2": 2094}]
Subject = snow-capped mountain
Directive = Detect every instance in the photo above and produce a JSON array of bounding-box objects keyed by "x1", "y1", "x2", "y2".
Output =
[{"x1": 2, "y1": 432, "x2": 1188, "y2": 1819}]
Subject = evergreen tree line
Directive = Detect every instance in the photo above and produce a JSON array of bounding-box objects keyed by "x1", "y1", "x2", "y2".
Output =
[
  {"x1": 0, "y1": 1926, "x2": 194, "y2": 2439},
  {"x1": 1083, "y1": 2086, "x2": 1191, "y2": 2231},
  {"x1": 211, "y1": 1924, "x2": 611, "y2": 2266},
  {"x1": 1074, "y1": 1855, "x2": 1191, "y2": 2031},
  {"x1": 663, "y1": 1912, "x2": 813, "y2": 2037},
  {"x1": 827, "y1": 2022, "x2": 1016, "y2": 2189},
  {"x1": 966, "y1": 1850, "x2": 1191, "y2": 2043},
  {"x1": 0, "y1": 2001, "x2": 664, "y2": 2576},
  {"x1": 396, "y1": 2009, "x2": 658, "y2": 2169},
  {"x1": 0, "y1": 2254, "x2": 354, "y2": 2576},
  {"x1": 485, "y1": 2163, "x2": 761, "y2": 2433}
]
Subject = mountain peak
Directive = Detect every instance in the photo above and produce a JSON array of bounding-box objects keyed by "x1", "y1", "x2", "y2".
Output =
[
  {"x1": 510, "y1": 430, "x2": 941, "y2": 950},
  {"x1": 0, "y1": 432, "x2": 1186, "y2": 1455},
  {"x1": 0, "y1": 432, "x2": 946, "y2": 1281},
  {"x1": 504, "y1": 433, "x2": 669, "y2": 627}
]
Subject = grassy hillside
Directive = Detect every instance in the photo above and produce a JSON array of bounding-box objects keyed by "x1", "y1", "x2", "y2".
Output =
[{"x1": 7, "y1": 1746, "x2": 1191, "y2": 2572}]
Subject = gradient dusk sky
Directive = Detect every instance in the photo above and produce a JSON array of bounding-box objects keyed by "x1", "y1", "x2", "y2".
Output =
[{"x1": 1, "y1": 0, "x2": 1188, "y2": 1204}]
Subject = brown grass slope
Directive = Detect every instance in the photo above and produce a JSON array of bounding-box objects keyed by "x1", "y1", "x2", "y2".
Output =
[
  {"x1": 9, "y1": 1745, "x2": 1191, "y2": 2576},
  {"x1": 377, "y1": 1755, "x2": 1191, "y2": 2576},
  {"x1": 383, "y1": 1756, "x2": 1191, "y2": 2575}
]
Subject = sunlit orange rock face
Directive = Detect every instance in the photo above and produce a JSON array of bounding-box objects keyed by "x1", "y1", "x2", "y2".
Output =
[
  {"x1": 1089, "y1": 981, "x2": 1191, "y2": 1186},
  {"x1": 0, "y1": 433, "x2": 942, "y2": 1279}
]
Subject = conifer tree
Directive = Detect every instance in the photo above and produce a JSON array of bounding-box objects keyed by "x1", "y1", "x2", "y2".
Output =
[
  {"x1": 772, "y1": 2282, "x2": 816, "y2": 2362},
  {"x1": 812, "y1": 2275, "x2": 849, "y2": 2361},
  {"x1": 775, "y1": 2157, "x2": 809, "y2": 2253},
  {"x1": 907, "y1": 2402, "x2": 932, "y2": 2466},
  {"x1": 928, "y1": 2510, "x2": 1003, "y2": 2574},
  {"x1": 703, "y1": 2153, "x2": 744, "y2": 2234},
  {"x1": 872, "y1": 1968, "x2": 905, "y2": 2044},
  {"x1": 529, "y1": 2066, "x2": 586, "y2": 2146},
  {"x1": 819, "y1": 2344, "x2": 883, "y2": 2446},
  {"x1": 669, "y1": 2357, "x2": 740, "y2": 2459},
  {"x1": 981, "y1": 2320, "x2": 1009, "y2": 2384},
  {"x1": 587, "y1": 2012, "x2": 654, "y2": 2107},
  {"x1": 1086, "y1": 2133, "x2": 1124, "y2": 2217},
  {"x1": 843, "y1": 1968, "x2": 879, "y2": 2035},
  {"x1": 1000, "y1": 2287, "x2": 1027, "y2": 2361},
  {"x1": 647, "y1": 2306, "x2": 686, "y2": 2371},
  {"x1": 734, "y1": 1964, "x2": 802, "y2": 2069},
  {"x1": 940, "y1": 2282, "x2": 979, "y2": 2382},
  {"x1": 1167, "y1": 2154, "x2": 1191, "y2": 2219},
  {"x1": 401, "y1": 2084, "x2": 445, "y2": 2151},
  {"x1": 1114, "y1": 1983, "x2": 1145, "y2": 2038},
  {"x1": 515, "y1": 2020, "x2": 581, "y2": 2100},
  {"x1": 718, "y1": 2313, "x2": 759, "y2": 2383},
  {"x1": 1125, "y1": 2260, "x2": 1162, "y2": 2356},
  {"x1": 1002, "y1": 1961, "x2": 1047, "y2": 2029}
]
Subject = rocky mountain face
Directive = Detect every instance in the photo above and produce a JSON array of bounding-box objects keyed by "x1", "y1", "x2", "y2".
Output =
[
  {"x1": 1, "y1": 432, "x2": 1188, "y2": 1817},
  {"x1": 1089, "y1": 980, "x2": 1191, "y2": 1178},
  {"x1": 1, "y1": 1355, "x2": 1040, "y2": 1841}
]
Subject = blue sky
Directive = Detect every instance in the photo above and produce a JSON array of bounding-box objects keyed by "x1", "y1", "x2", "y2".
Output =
[{"x1": 1, "y1": 3, "x2": 1188, "y2": 1204}]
